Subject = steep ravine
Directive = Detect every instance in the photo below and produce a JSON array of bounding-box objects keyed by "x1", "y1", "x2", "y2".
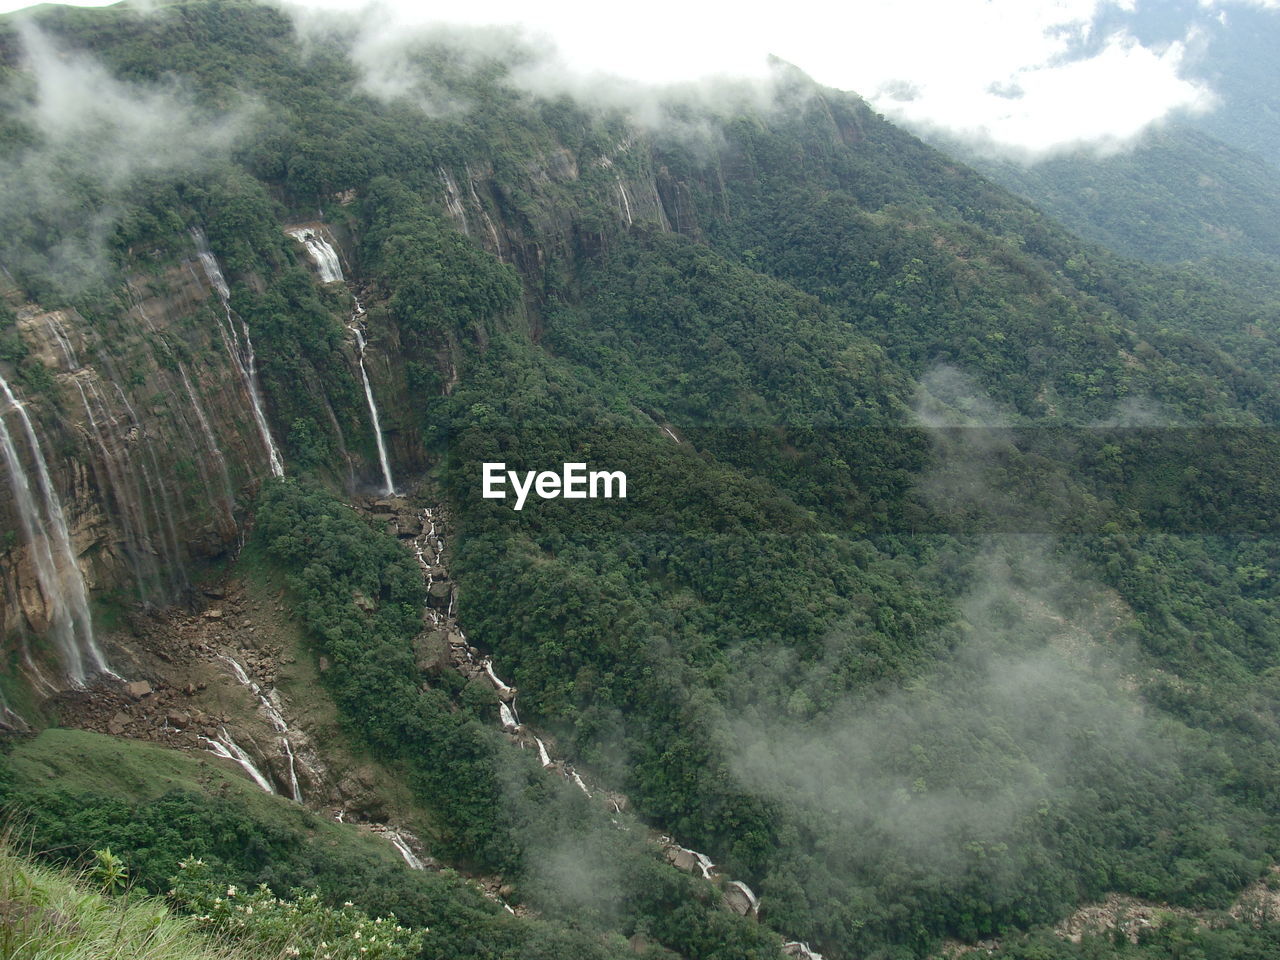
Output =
[{"x1": 364, "y1": 492, "x2": 824, "y2": 958}]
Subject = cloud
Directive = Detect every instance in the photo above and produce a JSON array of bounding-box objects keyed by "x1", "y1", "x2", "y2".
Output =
[
  {"x1": 885, "y1": 31, "x2": 1214, "y2": 160},
  {"x1": 267, "y1": 0, "x2": 1215, "y2": 156},
  {"x1": 722, "y1": 368, "x2": 1154, "y2": 894},
  {"x1": 0, "y1": 23, "x2": 250, "y2": 292}
]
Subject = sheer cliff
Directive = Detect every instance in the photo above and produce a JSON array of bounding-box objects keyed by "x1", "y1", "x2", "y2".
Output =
[{"x1": 3, "y1": 4, "x2": 1280, "y2": 960}]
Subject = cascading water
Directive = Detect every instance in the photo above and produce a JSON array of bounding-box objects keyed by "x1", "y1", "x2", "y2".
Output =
[
  {"x1": 70, "y1": 375, "x2": 158, "y2": 601},
  {"x1": 282, "y1": 737, "x2": 303, "y2": 803},
  {"x1": 482, "y1": 658, "x2": 515, "y2": 699},
  {"x1": 534, "y1": 736, "x2": 552, "y2": 768},
  {"x1": 783, "y1": 942, "x2": 827, "y2": 960},
  {"x1": 191, "y1": 228, "x2": 284, "y2": 478},
  {"x1": 616, "y1": 177, "x2": 634, "y2": 227},
  {"x1": 199, "y1": 727, "x2": 274, "y2": 794},
  {"x1": 725, "y1": 880, "x2": 759, "y2": 915},
  {"x1": 178, "y1": 364, "x2": 236, "y2": 524},
  {"x1": 437, "y1": 168, "x2": 470, "y2": 234},
  {"x1": 401, "y1": 502, "x2": 826, "y2": 946},
  {"x1": 348, "y1": 301, "x2": 394, "y2": 496},
  {"x1": 0, "y1": 373, "x2": 108, "y2": 686},
  {"x1": 372, "y1": 827, "x2": 426, "y2": 870},
  {"x1": 45, "y1": 316, "x2": 79, "y2": 370},
  {"x1": 237, "y1": 319, "x2": 284, "y2": 478},
  {"x1": 104, "y1": 380, "x2": 186, "y2": 598},
  {"x1": 465, "y1": 166, "x2": 505, "y2": 256},
  {"x1": 219, "y1": 655, "x2": 303, "y2": 802},
  {"x1": 287, "y1": 228, "x2": 344, "y2": 283},
  {"x1": 499, "y1": 702, "x2": 519, "y2": 731}
]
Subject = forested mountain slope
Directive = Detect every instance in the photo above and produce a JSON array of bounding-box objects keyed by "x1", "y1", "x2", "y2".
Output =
[{"x1": 1, "y1": 3, "x2": 1279, "y2": 960}]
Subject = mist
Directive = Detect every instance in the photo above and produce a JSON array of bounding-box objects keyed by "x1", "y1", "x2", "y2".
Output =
[
  {"x1": 267, "y1": 0, "x2": 1220, "y2": 159},
  {"x1": 0, "y1": 22, "x2": 251, "y2": 293},
  {"x1": 715, "y1": 366, "x2": 1197, "y2": 915}
]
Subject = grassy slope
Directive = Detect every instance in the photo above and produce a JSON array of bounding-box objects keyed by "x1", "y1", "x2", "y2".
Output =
[
  {"x1": 0, "y1": 841, "x2": 256, "y2": 960},
  {"x1": 6, "y1": 728, "x2": 407, "y2": 872}
]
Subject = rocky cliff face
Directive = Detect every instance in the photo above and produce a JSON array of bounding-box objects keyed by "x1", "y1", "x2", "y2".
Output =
[
  {"x1": 0, "y1": 88, "x2": 862, "y2": 699},
  {"x1": 0, "y1": 252, "x2": 277, "y2": 693}
]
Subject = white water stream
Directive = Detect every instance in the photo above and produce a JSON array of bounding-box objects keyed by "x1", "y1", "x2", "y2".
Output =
[
  {"x1": 192, "y1": 228, "x2": 283, "y2": 478},
  {"x1": 218, "y1": 655, "x2": 303, "y2": 802},
  {"x1": 348, "y1": 300, "x2": 394, "y2": 495},
  {"x1": 200, "y1": 727, "x2": 274, "y2": 794},
  {"x1": 287, "y1": 228, "x2": 344, "y2": 283},
  {"x1": 783, "y1": 942, "x2": 826, "y2": 960},
  {"x1": 0, "y1": 374, "x2": 109, "y2": 685}
]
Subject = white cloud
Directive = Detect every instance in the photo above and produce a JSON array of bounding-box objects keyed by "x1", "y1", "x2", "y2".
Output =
[{"x1": 1, "y1": 0, "x2": 1221, "y2": 154}]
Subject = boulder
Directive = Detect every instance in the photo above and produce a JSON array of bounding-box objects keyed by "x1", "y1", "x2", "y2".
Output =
[
  {"x1": 721, "y1": 881, "x2": 759, "y2": 918},
  {"x1": 125, "y1": 680, "x2": 153, "y2": 700},
  {"x1": 663, "y1": 845, "x2": 699, "y2": 874}
]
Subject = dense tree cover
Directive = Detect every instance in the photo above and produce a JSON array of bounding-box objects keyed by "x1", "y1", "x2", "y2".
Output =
[
  {"x1": 5, "y1": 2, "x2": 1280, "y2": 957},
  {"x1": 956, "y1": 124, "x2": 1280, "y2": 266},
  {"x1": 254, "y1": 478, "x2": 782, "y2": 960},
  {"x1": 0, "y1": 750, "x2": 678, "y2": 960},
  {"x1": 988, "y1": 915, "x2": 1280, "y2": 960}
]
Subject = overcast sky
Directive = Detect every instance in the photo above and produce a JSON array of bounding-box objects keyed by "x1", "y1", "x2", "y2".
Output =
[{"x1": 2, "y1": 0, "x2": 1276, "y2": 155}]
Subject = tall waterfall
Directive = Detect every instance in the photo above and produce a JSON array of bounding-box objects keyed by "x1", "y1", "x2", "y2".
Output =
[
  {"x1": 178, "y1": 364, "x2": 236, "y2": 524},
  {"x1": 287, "y1": 228, "x2": 343, "y2": 283},
  {"x1": 191, "y1": 228, "x2": 284, "y2": 478},
  {"x1": 0, "y1": 373, "x2": 109, "y2": 686},
  {"x1": 348, "y1": 300, "x2": 394, "y2": 496}
]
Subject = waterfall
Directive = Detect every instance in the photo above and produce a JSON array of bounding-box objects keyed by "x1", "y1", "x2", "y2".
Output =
[
  {"x1": 499, "y1": 702, "x2": 519, "y2": 731},
  {"x1": 191, "y1": 228, "x2": 283, "y2": 478},
  {"x1": 192, "y1": 229, "x2": 230, "y2": 301},
  {"x1": 199, "y1": 728, "x2": 274, "y2": 794},
  {"x1": 45, "y1": 316, "x2": 79, "y2": 370},
  {"x1": 178, "y1": 364, "x2": 235, "y2": 522},
  {"x1": 482, "y1": 658, "x2": 515, "y2": 699},
  {"x1": 570, "y1": 770, "x2": 592, "y2": 797},
  {"x1": 70, "y1": 375, "x2": 156, "y2": 600},
  {"x1": 783, "y1": 943, "x2": 826, "y2": 960},
  {"x1": 219, "y1": 655, "x2": 304, "y2": 802},
  {"x1": 465, "y1": 166, "x2": 504, "y2": 256},
  {"x1": 348, "y1": 303, "x2": 394, "y2": 496},
  {"x1": 0, "y1": 374, "x2": 108, "y2": 686},
  {"x1": 219, "y1": 655, "x2": 288, "y2": 731},
  {"x1": 616, "y1": 177, "x2": 633, "y2": 227},
  {"x1": 105, "y1": 381, "x2": 186, "y2": 598},
  {"x1": 237, "y1": 319, "x2": 283, "y2": 478},
  {"x1": 534, "y1": 736, "x2": 552, "y2": 768},
  {"x1": 725, "y1": 880, "x2": 759, "y2": 914},
  {"x1": 282, "y1": 737, "x2": 303, "y2": 803},
  {"x1": 287, "y1": 228, "x2": 343, "y2": 283},
  {"x1": 437, "y1": 168, "x2": 470, "y2": 234},
  {"x1": 385, "y1": 830, "x2": 425, "y2": 870}
]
